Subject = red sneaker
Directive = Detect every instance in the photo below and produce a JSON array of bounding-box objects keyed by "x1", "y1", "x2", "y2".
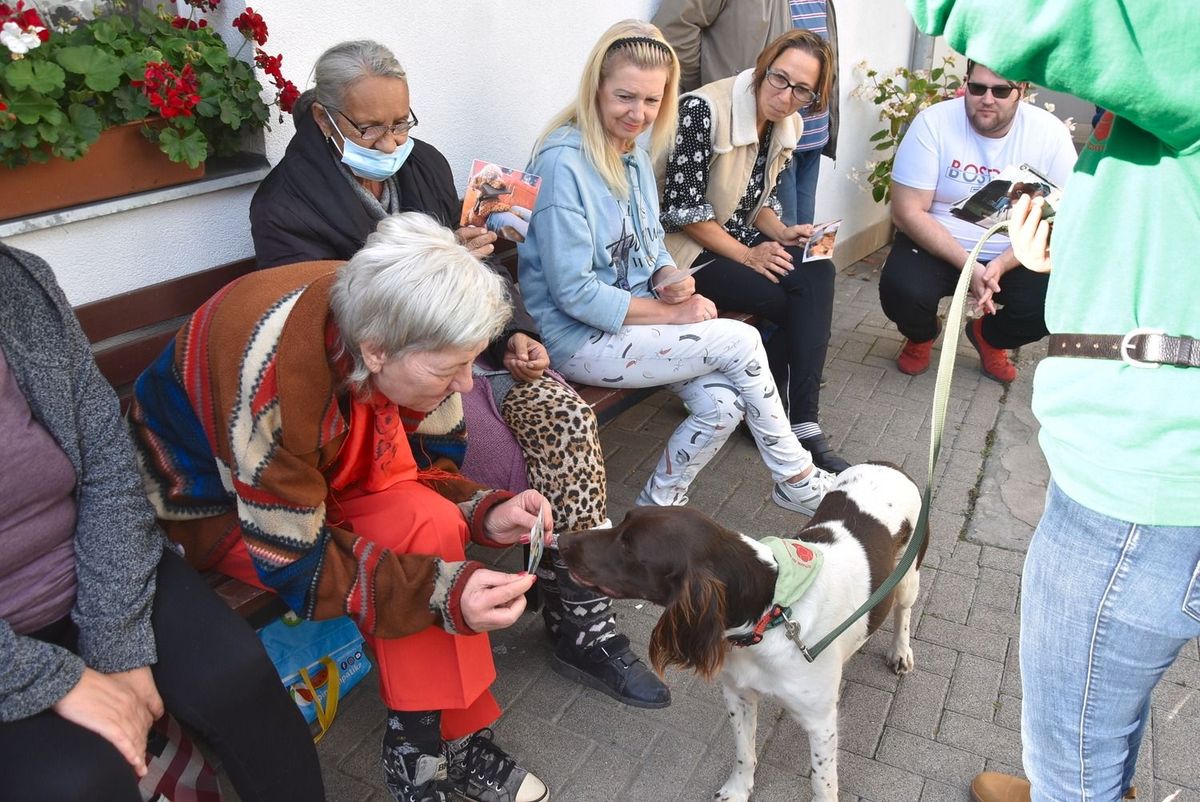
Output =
[
  {"x1": 897, "y1": 338, "x2": 934, "y2": 375},
  {"x1": 966, "y1": 318, "x2": 1017, "y2": 383}
]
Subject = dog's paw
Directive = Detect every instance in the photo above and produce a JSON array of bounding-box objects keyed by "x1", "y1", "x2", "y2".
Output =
[
  {"x1": 715, "y1": 778, "x2": 752, "y2": 802},
  {"x1": 885, "y1": 645, "x2": 914, "y2": 674}
]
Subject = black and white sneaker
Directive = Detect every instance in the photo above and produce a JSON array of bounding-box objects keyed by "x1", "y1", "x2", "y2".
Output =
[
  {"x1": 443, "y1": 728, "x2": 549, "y2": 802},
  {"x1": 383, "y1": 750, "x2": 447, "y2": 802}
]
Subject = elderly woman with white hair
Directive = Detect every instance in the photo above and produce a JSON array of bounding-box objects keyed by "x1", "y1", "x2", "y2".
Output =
[
  {"x1": 250, "y1": 38, "x2": 669, "y2": 715},
  {"x1": 129, "y1": 213, "x2": 549, "y2": 802}
]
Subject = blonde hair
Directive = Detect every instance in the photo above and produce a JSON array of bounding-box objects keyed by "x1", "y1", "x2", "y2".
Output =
[{"x1": 532, "y1": 19, "x2": 679, "y2": 197}]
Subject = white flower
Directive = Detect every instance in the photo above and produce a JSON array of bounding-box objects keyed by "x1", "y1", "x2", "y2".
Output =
[
  {"x1": 1, "y1": 21, "x2": 44, "y2": 54},
  {"x1": 913, "y1": 69, "x2": 931, "y2": 81},
  {"x1": 1043, "y1": 102, "x2": 1056, "y2": 113},
  {"x1": 853, "y1": 58, "x2": 869, "y2": 78},
  {"x1": 1062, "y1": 116, "x2": 1077, "y2": 133},
  {"x1": 1023, "y1": 91, "x2": 1038, "y2": 104},
  {"x1": 865, "y1": 160, "x2": 879, "y2": 171},
  {"x1": 906, "y1": 93, "x2": 917, "y2": 104}
]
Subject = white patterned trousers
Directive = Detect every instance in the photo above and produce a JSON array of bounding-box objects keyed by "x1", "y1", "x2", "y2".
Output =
[{"x1": 559, "y1": 318, "x2": 813, "y2": 506}]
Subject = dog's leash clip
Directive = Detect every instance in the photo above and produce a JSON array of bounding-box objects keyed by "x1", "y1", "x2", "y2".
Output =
[{"x1": 779, "y1": 611, "x2": 815, "y2": 663}]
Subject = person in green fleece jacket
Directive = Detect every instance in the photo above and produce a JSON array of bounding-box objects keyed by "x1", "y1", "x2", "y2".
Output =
[{"x1": 905, "y1": 2, "x2": 1200, "y2": 802}]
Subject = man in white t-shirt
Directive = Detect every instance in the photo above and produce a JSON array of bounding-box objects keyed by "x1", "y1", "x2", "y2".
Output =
[{"x1": 879, "y1": 60, "x2": 1077, "y2": 381}]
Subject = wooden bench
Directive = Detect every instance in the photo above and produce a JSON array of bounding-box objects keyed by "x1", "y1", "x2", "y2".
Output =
[{"x1": 74, "y1": 250, "x2": 755, "y2": 624}]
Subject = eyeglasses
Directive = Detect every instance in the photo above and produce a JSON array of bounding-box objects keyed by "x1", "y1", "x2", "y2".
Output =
[
  {"x1": 966, "y1": 82, "x2": 1018, "y2": 100},
  {"x1": 764, "y1": 68, "x2": 819, "y2": 106},
  {"x1": 327, "y1": 106, "x2": 419, "y2": 142}
]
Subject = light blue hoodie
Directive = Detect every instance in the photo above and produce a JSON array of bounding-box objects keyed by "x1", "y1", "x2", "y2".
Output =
[{"x1": 519, "y1": 126, "x2": 675, "y2": 366}]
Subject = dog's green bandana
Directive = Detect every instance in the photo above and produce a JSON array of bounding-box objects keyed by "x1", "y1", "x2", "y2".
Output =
[{"x1": 727, "y1": 537, "x2": 824, "y2": 647}]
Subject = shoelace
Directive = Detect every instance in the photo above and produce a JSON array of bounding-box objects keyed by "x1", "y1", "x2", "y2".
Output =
[{"x1": 447, "y1": 729, "x2": 516, "y2": 791}]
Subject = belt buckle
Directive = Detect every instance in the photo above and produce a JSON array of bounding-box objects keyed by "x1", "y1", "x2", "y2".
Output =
[{"x1": 1120, "y1": 327, "x2": 1165, "y2": 369}]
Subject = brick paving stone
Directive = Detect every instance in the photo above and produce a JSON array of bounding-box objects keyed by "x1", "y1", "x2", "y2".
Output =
[
  {"x1": 978, "y1": 544, "x2": 1025, "y2": 574},
  {"x1": 994, "y1": 693, "x2": 1022, "y2": 732},
  {"x1": 917, "y1": 617, "x2": 1008, "y2": 663},
  {"x1": 876, "y1": 727, "x2": 985, "y2": 788},
  {"x1": 887, "y1": 670, "x2": 951, "y2": 739},
  {"x1": 973, "y1": 566, "x2": 1021, "y2": 613},
  {"x1": 938, "y1": 711, "x2": 1024, "y2": 771},
  {"x1": 966, "y1": 605, "x2": 1022, "y2": 639},
  {"x1": 946, "y1": 653, "x2": 1005, "y2": 722},
  {"x1": 925, "y1": 567, "x2": 977, "y2": 624}
]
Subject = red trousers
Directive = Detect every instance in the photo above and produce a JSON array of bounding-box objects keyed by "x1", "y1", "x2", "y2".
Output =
[{"x1": 217, "y1": 481, "x2": 500, "y2": 739}]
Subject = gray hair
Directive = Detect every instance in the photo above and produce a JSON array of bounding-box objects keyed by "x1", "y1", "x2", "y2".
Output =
[
  {"x1": 330, "y1": 212, "x2": 511, "y2": 395},
  {"x1": 296, "y1": 40, "x2": 407, "y2": 117}
]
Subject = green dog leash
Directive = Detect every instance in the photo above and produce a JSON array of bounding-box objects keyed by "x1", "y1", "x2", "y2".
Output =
[{"x1": 791, "y1": 221, "x2": 1010, "y2": 662}]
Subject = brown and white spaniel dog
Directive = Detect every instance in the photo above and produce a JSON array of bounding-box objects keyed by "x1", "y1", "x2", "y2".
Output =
[{"x1": 557, "y1": 462, "x2": 926, "y2": 802}]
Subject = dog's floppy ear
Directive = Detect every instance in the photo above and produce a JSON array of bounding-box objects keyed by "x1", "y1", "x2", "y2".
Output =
[{"x1": 649, "y1": 569, "x2": 728, "y2": 681}]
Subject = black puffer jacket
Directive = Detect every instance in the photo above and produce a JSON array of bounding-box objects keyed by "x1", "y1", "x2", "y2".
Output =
[{"x1": 249, "y1": 112, "x2": 537, "y2": 363}]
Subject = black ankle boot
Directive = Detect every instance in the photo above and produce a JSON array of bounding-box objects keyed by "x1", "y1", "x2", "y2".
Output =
[
  {"x1": 553, "y1": 634, "x2": 671, "y2": 709},
  {"x1": 799, "y1": 433, "x2": 850, "y2": 473}
]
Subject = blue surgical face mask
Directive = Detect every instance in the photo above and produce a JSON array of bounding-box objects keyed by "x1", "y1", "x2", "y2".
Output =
[{"x1": 324, "y1": 109, "x2": 413, "y2": 181}]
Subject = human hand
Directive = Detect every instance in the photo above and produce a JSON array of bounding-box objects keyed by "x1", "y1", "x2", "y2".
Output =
[
  {"x1": 455, "y1": 225, "x2": 497, "y2": 259},
  {"x1": 1009, "y1": 194, "x2": 1053, "y2": 273},
  {"x1": 671, "y1": 293, "x2": 719, "y2": 324},
  {"x1": 504, "y1": 332, "x2": 549, "y2": 382},
  {"x1": 969, "y1": 261, "x2": 999, "y2": 316},
  {"x1": 651, "y1": 266, "x2": 696, "y2": 304},
  {"x1": 110, "y1": 666, "x2": 164, "y2": 722},
  {"x1": 461, "y1": 569, "x2": 536, "y2": 632},
  {"x1": 741, "y1": 241, "x2": 793, "y2": 283},
  {"x1": 776, "y1": 223, "x2": 814, "y2": 248},
  {"x1": 53, "y1": 667, "x2": 158, "y2": 777},
  {"x1": 483, "y1": 489, "x2": 554, "y2": 546}
]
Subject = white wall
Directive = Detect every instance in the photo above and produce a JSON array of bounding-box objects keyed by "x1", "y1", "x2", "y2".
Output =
[{"x1": 7, "y1": 0, "x2": 918, "y2": 304}]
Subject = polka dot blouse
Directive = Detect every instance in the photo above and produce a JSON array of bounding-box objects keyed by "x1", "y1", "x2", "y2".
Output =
[{"x1": 660, "y1": 95, "x2": 785, "y2": 247}]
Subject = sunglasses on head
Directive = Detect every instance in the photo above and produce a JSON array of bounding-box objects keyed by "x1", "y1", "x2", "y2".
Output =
[{"x1": 966, "y1": 81, "x2": 1018, "y2": 99}]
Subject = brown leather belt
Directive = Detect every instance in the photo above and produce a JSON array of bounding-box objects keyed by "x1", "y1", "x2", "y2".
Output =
[{"x1": 1048, "y1": 329, "x2": 1199, "y2": 368}]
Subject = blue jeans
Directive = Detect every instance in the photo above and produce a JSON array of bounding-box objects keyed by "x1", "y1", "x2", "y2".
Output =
[
  {"x1": 1021, "y1": 482, "x2": 1200, "y2": 801},
  {"x1": 777, "y1": 147, "x2": 823, "y2": 227}
]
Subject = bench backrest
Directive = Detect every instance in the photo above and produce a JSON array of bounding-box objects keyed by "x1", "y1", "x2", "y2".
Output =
[{"x1": 74, "y1": 258, "x2": 258, "y2": 408}]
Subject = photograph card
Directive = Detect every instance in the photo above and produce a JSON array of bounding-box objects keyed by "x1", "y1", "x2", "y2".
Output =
[
  {"x1": 802, "y1": 219, "x2": 842, "y2": 263},
  {"x1": 948, "y1": 163, "x2": 1062, "y2": 229},
  {"x1": 460, "y1": 160, "x2": 541, "y2": 243}
]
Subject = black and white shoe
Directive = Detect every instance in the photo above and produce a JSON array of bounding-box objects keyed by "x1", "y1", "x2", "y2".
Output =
[{"x1": 443, "y1": 728, "x2": 549, "y2": 802}]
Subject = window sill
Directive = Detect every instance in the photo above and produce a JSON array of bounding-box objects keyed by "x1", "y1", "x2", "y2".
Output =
[{"x1": 0, "y1": 152, "x2": 271, "y2": 238}]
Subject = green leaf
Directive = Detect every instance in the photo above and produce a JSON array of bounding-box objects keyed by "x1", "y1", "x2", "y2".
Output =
[
  {"x1": 67, "y1": 103, "x2": 103, "y2": 143},
  {"x1": 56, "y1": 46, "x2": 125, "y2": 92},
  {"x1": 218, "y1": 96, "x2": 244, "y2": 127},
  {"x1": 36, "y1": 120, "x2": 60, "y2": 144},
  {"x1": 201, "y1": 44, "x2": 233, "y2": 71},
  {"x1": 872, "y1": 184, "x2": 886, "y2": 203},
  {"x1": 4, "y1": 60, "x2": 67, "y2": 95},
  {"x1": 869, "y1": 129, "x2": 889, "y2": 142},
  {"x1": 7, "y1": 93, "x2": 60, "y2": 125},
  {"x1": 158, "y1": 126, "x2": 208, "y2": 168},
  {"x1": 931, "y1": 67, "x2": 944, "y2": 81},
  {"x1": 874, "y1": 141, "x2": 891, "y2": 151}
]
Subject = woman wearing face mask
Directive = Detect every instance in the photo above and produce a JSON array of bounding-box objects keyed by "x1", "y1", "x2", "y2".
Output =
[
  {"x1": 659, "y1": 30, "x2": 847, "y2": 473},
  {"x1": 250, "y1": 41, "x2": 669, "y2": 713}
]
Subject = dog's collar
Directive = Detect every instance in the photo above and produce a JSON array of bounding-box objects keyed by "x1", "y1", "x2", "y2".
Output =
[{"x1": 727, "y1": 537, "x2": 824, "y2": 648}]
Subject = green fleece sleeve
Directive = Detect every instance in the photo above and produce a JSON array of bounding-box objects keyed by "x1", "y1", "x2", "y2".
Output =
[{"x1": 906, "y1": 0, "x2": 1200, "y2": 151}]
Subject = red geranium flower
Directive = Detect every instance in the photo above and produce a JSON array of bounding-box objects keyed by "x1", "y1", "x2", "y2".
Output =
[
  {"x1": 232, "y1": 7, "x2": 267, "y2": 46},
  {"x1": 254, "y1": 48, "x2": 283, "y2": 81},
  {"x1": 170, "y1": 16, "x2": 207, "y2": 30},
  {"x1": 183, "y1": 0, "x2": 220, "y2": 10},
  {"x1": 0, "y1": 97, "x2": 8, "y2": 112},
  {"x1": 139, "y1": 61, "x2": 201, "y2": 119},
  {"x1": 277, "y1": 79, "x2": 300, "y2": 115}
]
